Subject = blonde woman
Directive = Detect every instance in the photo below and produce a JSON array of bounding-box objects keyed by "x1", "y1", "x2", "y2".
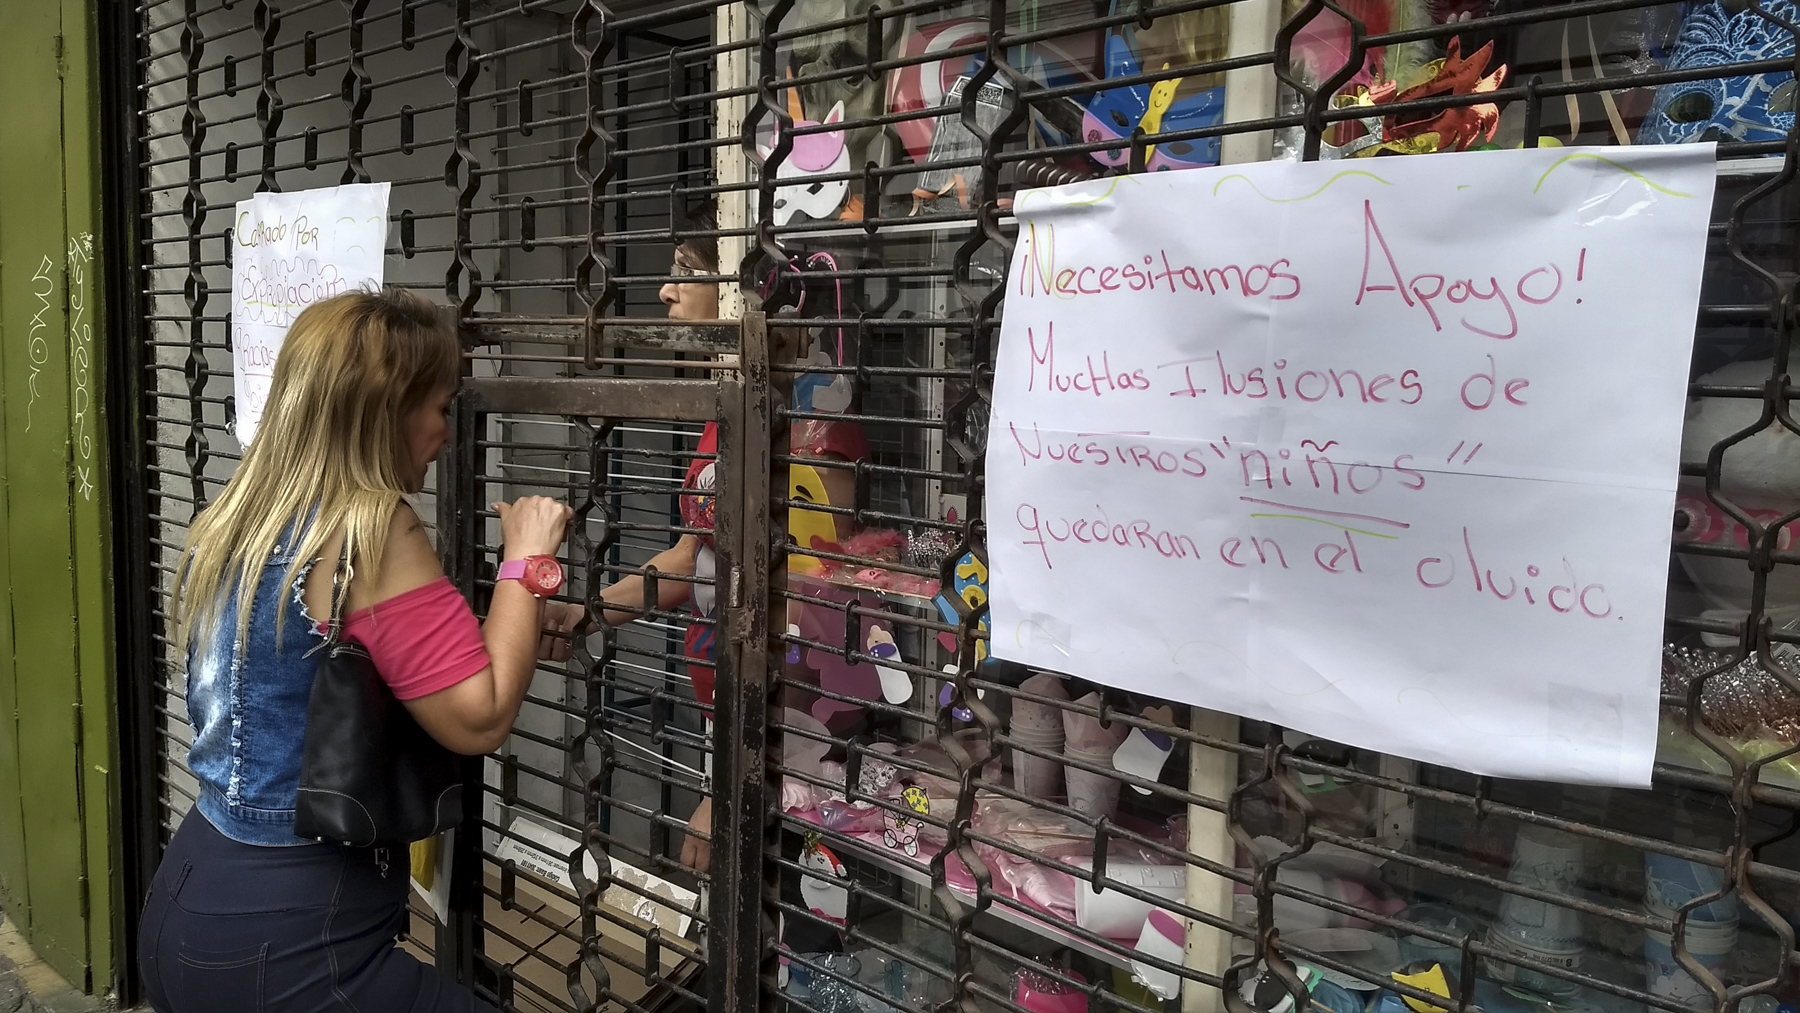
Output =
[{"x1": 137, "y1": 290, "x2": 582, "y2": 1013}]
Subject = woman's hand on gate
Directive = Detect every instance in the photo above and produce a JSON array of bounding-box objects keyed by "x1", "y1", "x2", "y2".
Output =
[{"x1": 494, "y1": 496, "x2": 574, "y2": 559}]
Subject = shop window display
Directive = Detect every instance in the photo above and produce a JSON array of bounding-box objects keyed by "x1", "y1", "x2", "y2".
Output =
[{"x1": 746, "y1": 1, "x2": 1800, "y2": 1012}]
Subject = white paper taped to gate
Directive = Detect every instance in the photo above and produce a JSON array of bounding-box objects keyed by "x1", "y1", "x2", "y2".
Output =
[
  {"x1": 988, "y1": 146, "x2": 1717, "y2": 787},
  {"x1": 230, "y1": 182, "x2": 390, "y2": 445}
]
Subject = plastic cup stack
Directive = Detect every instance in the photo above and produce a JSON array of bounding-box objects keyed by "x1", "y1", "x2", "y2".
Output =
[
  {"x1": 1643, "y1": 852, "x2": 1738, "y2": 1008},
  {"x1": 1010, "y1": 673, "x2": 1069, "y2": 800}
]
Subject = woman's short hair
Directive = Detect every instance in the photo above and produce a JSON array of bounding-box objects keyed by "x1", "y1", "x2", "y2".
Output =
[{"x1": 678, "y1": 198, "x2": 718, "y2": 273}]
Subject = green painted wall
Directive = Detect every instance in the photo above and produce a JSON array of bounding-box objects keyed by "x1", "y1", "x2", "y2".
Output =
[{"x1": 0, "y1": 0, "x2": 120, "y2": 994}]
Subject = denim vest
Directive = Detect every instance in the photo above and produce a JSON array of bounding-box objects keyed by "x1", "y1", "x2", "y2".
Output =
[{"x1": 187, "y1": 528, "x2": 326, "y2": 846}]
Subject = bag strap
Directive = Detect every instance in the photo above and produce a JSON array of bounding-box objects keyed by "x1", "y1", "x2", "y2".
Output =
[
  {"x1": 309, "y1": 536, "x2": 355, "y2": 656},
  {"x1": 328, "y1": 536, "x2": 355, "y2": 643}
]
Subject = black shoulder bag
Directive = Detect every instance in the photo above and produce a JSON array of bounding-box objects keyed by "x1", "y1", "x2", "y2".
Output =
[{"x1": 295, "y1": 545, "x2": 464, "y2": 849}]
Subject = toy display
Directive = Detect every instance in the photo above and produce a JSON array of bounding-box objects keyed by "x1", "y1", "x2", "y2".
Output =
[
  {"x1": 783, "y1": 0, "x2": 889, "y2": 196},
  {"x1": 932, "y1": 548, "x2": 989, "y2": 662},
  {"x1": 737, "y1": 4, "x2": 1800, "y2": 1008}
]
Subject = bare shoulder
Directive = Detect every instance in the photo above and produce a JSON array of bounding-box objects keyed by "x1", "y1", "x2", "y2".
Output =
[{"x1": 348, "y1": 501, "x2": 445, "y2": 609}]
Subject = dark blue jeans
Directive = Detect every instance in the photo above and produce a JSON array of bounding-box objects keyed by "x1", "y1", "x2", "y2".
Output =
[{"x1": 138, "y1": 811, "x2": 495, "y2": 1013}]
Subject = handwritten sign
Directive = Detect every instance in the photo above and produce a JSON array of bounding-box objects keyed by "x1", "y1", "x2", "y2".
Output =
[
  {"x1": 230, "y1": 182, "x2": 389, "y2": 444},
  {"x1": 989, "y1": 147, "x2": 1717, "y2": 787}
]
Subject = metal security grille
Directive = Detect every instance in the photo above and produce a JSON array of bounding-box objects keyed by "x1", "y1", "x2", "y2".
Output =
[
  {"x1": 738, "y1": 3, "x2": 1800, "y2": 1013},
  {"x1": 109, "y1": 2, "x2": 1800, "y2": 1013},
  {"x1": 117, "y1": 1, "x2": 731, "y2": 1009}
]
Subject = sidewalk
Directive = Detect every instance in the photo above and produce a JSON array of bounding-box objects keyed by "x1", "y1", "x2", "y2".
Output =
[{"x1": 0, "y1": 916, "x2": 119, "y2": 1013}]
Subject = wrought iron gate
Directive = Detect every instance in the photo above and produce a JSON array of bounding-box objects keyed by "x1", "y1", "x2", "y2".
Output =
[
  {"x1": 109, "y1": 0, "x2": 1800, "y2": 1012},
  {"x1": 114, "y1": 1, "x2": 742, "y2": 1007}
]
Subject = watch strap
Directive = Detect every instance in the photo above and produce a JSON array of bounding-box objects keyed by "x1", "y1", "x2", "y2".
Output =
[{"x1": 497, "y1": 559, "x2": 527, "y2": 583}]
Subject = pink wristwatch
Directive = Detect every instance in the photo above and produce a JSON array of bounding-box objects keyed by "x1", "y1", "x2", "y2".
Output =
[{"x1": 498, "y1": 555, "x2": 565, "y2": 598}]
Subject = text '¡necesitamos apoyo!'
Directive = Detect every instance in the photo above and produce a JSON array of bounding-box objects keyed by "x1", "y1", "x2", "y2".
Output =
[{"x1": 1013, "y1": 221, "x2": 1301, "y2": 301}]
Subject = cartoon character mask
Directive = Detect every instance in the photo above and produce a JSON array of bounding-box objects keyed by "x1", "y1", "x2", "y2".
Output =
[
  {"x1": 1639, "y1": 0, "x2": 1798, "y2": 145},
  {"x1": 758, "y1": 99, "x2": 851, "y2": 225},
  {"x1": 932, "y1": 550, "x2": 990, "y2": 663},
  {"x1": 1083, "y1": 34, "x2": 1225, "y2": 171}
]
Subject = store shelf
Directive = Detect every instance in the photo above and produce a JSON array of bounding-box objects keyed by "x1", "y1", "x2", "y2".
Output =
[{"x1": 783, "y1": 807, "x2": 1146, "y2": 971}]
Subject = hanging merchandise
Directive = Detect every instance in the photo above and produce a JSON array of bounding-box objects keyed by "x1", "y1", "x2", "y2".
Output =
[
  {"x1": 758, "y1": 94, "x2": 852, "y2": 226},
  {"x1": 1083, "y1": 34, "x2": 1226, "y2": 172},
  {"x1": 792, "y1": 577, "x2": 903, "y2": 733},
  {"x1": 1639, "y1": 0, "x2": 1797, "y2": 145},
  {"x1": 912, "y1": 73, "x2": 1014, "y2": 212},
  {"x1": 1286, "y1": 0, "x2": 1437, "y2": 103},
  {"x1": 1014, "y1": 37, "x2": 1103, "y2": 156},
  {"x1": 782, "y1": 0, "x2": 891, "y2": 217},
  {"x1": 1476, "y1": 0, "x2": 1685, "y2": 147},
  {"x1": 1273, "y1": 0, "x2": 1445, "y2": 158},
  {"x1": 886, "y1": 12, "x2": 1094, "y2": 186},
  {"x1": 1320, "y1": 38, "x2": 1507, "y2": 157},
  {"x1": 759, "y1": 249, "x2": 853, "y2": 415},
  {"x1": 887, "y1": 17, "x2": 989, "y2": 165}
]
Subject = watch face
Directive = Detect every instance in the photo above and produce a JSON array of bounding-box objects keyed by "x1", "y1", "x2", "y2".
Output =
[{"x1": 525, "y1": 557, "x2": 562, "y2": 593}]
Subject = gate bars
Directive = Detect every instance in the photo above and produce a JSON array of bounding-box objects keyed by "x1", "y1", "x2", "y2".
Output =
[
  {"x1": 741, "y1": 3, "x2": 1800, "y2": 1013},
  {"x1": 110, "y1": 1, "x2": 1800, "y2": 1013},
  {"x1": 122, "y1": 0, "x2": 734, "y2": 1009}
]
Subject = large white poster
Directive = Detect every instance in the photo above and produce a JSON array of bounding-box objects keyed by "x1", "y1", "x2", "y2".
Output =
[
  {"x1": 231, "y1": 182, "x2": 390, "y2": 445},
  {"x1": 989, "y1": 147, "x2": 1717, "y2": 787}
]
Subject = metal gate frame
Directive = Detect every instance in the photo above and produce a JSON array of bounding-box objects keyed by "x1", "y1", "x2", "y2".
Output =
[
  {"x1": 439, "y1": 351, "x2": 756, "y2": 1006},
  {"x1": 98, "y1": 0, "x2": 162, "y2": 1001},
  {"x1": 105, "y1": 1, "x2": 739, "y2": 1006}
]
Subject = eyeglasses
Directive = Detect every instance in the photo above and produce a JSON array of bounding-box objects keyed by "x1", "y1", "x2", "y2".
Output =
[{"x1": 671, "y1": 261, "x2": 708, "y2": 278}]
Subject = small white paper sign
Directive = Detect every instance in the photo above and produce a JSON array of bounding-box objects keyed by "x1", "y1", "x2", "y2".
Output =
[
  {"x1": 230, "y1": 182, "x2": 389, "y2": 445},
  {"x1": 495, "y1": 818, "x2": 699, "y2": 937},
  {"x1": 989, "y1": 147, "x2": 1717, "y2": 787}
]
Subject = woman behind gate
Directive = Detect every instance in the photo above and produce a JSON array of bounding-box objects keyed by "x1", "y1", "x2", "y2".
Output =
[{"x1": 138, "y1": 289, "x2": 585, "y2": 1012}]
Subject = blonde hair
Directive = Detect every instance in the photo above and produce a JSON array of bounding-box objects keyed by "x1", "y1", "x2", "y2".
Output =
[{"x1": 173, "y1": 288, "x2": 461, "y2": 651}]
